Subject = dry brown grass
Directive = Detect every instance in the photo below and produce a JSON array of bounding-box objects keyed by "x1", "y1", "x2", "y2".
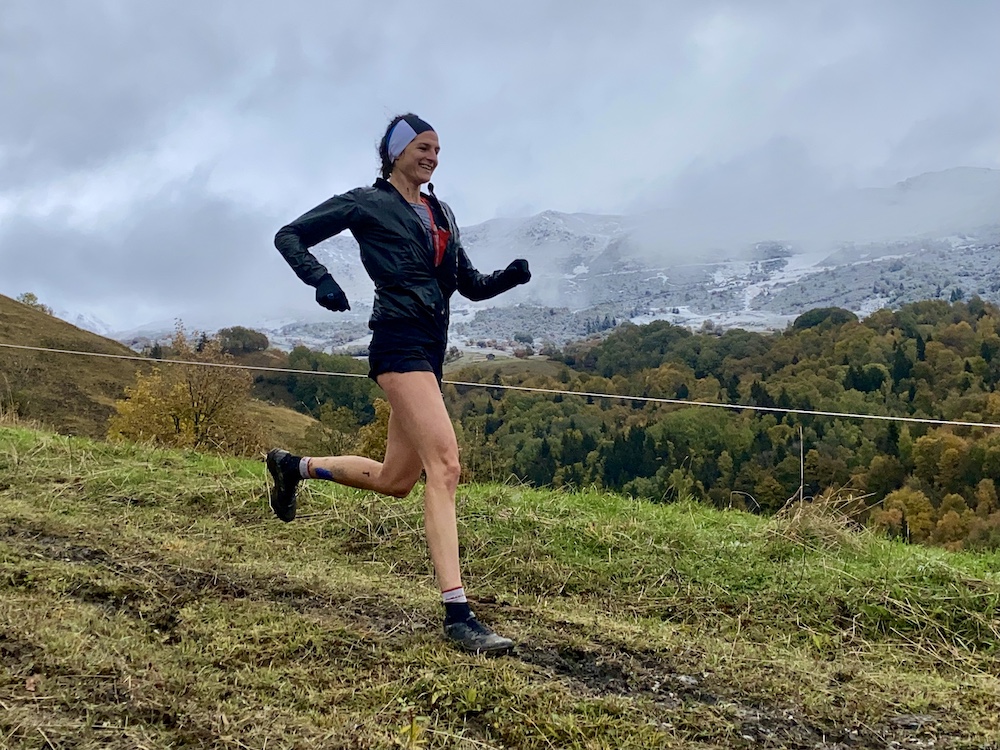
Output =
[
  {"x1": 0, "y1": 293, "x2": 144, "y2": 438},
  {"x1": 768, "y1": 486, "x2": 874, "y2": 552}
]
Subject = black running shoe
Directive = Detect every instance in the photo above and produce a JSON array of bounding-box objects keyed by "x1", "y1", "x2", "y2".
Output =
[
  {"x1": 266, "y1": 449, "x2": 300, "y2": 522},
  {"x1": 444, "y1": 616, "x2": 514, "y2": 654}
]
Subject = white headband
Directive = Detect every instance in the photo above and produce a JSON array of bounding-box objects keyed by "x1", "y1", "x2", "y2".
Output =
[{"x1": 387, "y1": 120, "x2": 418, "y2": 163}]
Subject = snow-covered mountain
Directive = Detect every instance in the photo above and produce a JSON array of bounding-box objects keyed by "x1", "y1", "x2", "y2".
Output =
[
  {"x1": 52, "y1": 309, "x2": 114, "y2": 337},
  {"x1": 104, "y1": 167, "x2": 1000, "y2": 352},
  {"x1": 447, "y1": 167, "x2": 1000, "y2": 343}
]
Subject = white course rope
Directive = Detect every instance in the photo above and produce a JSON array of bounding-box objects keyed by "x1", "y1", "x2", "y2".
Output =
[{"x1": 2, "y1": 341, "x2": 999, "y2": 429}]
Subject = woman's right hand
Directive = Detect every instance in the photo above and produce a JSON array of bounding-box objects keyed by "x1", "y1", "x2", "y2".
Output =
[{"x1": 315, "y1": 274, "x2": 351, "y2": 311}]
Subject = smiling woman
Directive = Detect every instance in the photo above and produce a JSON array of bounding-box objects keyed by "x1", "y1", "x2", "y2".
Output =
[{"x1": 266, "y1": 113, "x2": 531, "y2": 655}]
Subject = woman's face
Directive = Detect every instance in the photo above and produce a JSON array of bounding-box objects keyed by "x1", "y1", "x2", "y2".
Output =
[{"x1": 394, "y1": 130, "x2": 439, "y2": 185}]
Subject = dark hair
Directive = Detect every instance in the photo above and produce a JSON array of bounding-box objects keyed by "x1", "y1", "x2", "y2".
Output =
[{"x1": 378, "y1": 113, "x2": 420, "y2": 180}]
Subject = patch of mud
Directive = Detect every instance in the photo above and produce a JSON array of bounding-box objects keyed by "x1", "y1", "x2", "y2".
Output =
[
  {"x1": 64, "y1": 580, "x2": 183, "y2": 645},
  {"x1": 2, "y1": 527, "x2": 112, "y2": 564},
  {"x1": 2, "y1": 525, "x2": 425, "y2": 644},
  {"x1": 0, "y1": 632, "x2": 42, "y2": 674},
  {"x1": 511, "y1": 628, "x2": 946, "y2": 750},
  {"x1": 2, "y1": 670, "x2": 222, "y2": 748},
  {"x1": 164, "y1": 568, "x2": 253, "y2": 600},
  {"x1": 267, "y1": 581, "x2": 433, "y2": 639},
  {"x1": 106, "y1": 495, "x2": 145, "y2": 506},
  {"x1": 516, "y1": 642, "x2": 715, "y2": 710}
]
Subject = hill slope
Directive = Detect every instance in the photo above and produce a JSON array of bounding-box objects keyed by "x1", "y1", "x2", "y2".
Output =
[
  {"x1": 1, "y1": 423, "x2": 997, "y2": 748},
  {"x1": 0, "y1": 293, "x2": 318, "y2": 448},
  {"x1": 0, "y1": 293, "x2": 142, "y2": 437}
]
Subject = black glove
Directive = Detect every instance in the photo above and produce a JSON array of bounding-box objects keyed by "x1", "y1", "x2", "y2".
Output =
[
  {"x1": 315, "y1": 274, "x2": 350, "y2": 312},
  {"x1": 504, "y1": 258, "x2": 531, "y2": 285}
]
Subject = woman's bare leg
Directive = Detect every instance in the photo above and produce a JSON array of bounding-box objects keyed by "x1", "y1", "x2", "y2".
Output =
[
  {"x1": 302, "y1": 371, "x2": 461, "y2": 590},
  {"x1": 268, "y1": 369, "x2": 512, "y2": 651},
  {"x1": 375, "y1": 371, "x2": 463, "y2": 592},
  {"x1": 306, "y1": 408, "x2": 423, "y2": 498}
]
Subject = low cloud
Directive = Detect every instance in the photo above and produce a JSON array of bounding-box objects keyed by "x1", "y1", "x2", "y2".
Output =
[{"x1": 2, "y1": 0, "x2": 998, "y2": 328}]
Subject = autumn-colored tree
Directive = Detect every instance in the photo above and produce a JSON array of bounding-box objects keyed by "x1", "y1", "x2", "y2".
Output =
[
  {"x1": 16, "y1": 292, "x2": 52, "y2": 315},
  {"x1": 912, "y1": 432, "x2": 967, "y2": 488},
  {"x1": 455, "y1": 419, "x2": 498, "y2": 484},
  {"x1": 643, "y1": 363, "x2": 691, "y2": 399},
  {"x1": 753, "y1": 472, "x2": 789, "y2": 512},
  {"x1": 302, "y1": 403, "x2": 360, "y2": 456},
  {"x1": 356, "y1": 398, "x2": 391, "y2": 462},
  {"x1": 937, "y1": 446, "x2": 966, "y2": 494},
  {"x1": 975, "y1": 479, "x2": 998, "y2": 518},
  {"x1": 217, "y1": 326, "x2": 269, "y2": 354},
  {"x1": 869, "y1": 506, "x2": 904, "y2": 538},
  {"x1": 933, "y1": 510, "x2": 969, "y2": 550},
  {"x1": 939, "y1": 493, "x2": 969, "y2": 516},
  {"x1": 860, "y1": 454, "x2": 905, "y2": 500},
  {"x1": 936, "y1": 320, "x2": 976, "y2": 356},
  {"x1": 931, "y1": 493, "x2": 973, "y2": 549},
  {"x1": 966, "y1": 511, "x2": 1000, "y2": 550},
  {"x1": 882, "y1": 487, "x2": 936, "y2": 543},
  {"x1": 107, "y1": 326, "x2": 264, "y2": 456}
]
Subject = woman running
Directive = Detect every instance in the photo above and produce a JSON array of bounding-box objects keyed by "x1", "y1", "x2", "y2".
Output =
[{"x1": 267, "y1": 113, "x2": 530, "y2": 654}]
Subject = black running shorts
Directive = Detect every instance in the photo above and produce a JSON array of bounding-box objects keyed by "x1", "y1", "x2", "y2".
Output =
[{"x1": 368, "y1": 323, "x2": 446, "y2": 384}]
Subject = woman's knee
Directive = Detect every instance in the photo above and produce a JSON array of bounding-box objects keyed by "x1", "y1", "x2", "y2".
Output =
[
  {"x1": 382, "y1": 471, "x2": 420, "y2": 498},
  {"x1": 425, "y1": 453, "x2": 461, "y2": 493}
]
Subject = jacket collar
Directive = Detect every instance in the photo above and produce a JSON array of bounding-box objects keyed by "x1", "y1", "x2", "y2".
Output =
[
  {"x1": 374, "y1": 177, "x2": 437, "y2": 197},
  {"x1": 375, "y1": 178, "x2": 451, "y2": 231}
]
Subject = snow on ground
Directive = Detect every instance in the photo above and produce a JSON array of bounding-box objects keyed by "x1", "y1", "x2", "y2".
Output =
[{"x1": 630, "y1": 306, "x2": 794, "y2": 333}]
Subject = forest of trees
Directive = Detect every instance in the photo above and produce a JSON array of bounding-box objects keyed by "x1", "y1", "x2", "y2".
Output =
[
  {"x1": 121, "y1": 298, "x2": 1000, "y2": 551},
  {"x1": 444, "y1": 298, "x2": 1000, "y2": 551},
  {"x1": 306, "y1": 299, "x2": 1000, "y2": 550}
]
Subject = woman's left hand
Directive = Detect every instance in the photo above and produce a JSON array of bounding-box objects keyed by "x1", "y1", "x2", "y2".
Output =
[{"x1": 504, "y1": 259, "x2": 531, "y2": 285}]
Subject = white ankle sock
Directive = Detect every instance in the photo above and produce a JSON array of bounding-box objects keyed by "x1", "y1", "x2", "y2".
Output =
[{"x1": 441, "y1": 586, "x2": 467, "y2": 604}]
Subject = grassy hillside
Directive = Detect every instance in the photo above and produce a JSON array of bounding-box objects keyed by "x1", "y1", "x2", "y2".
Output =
[
  {"x1": 1, "y1": 422, "x2": 998, "y2": 748},
  {"x1": 0, "y1": 294, "x2": 142, "y2": 438},
  {"x1": 0, "y1": 293, "x2": 318, "y2": 449},
  {"x1": 444, "y1": 353, "x2": 565, "y2": 380}
]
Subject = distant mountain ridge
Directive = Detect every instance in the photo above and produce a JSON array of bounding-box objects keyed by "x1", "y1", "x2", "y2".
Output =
[
  {"x1": 311, "y1": 168, "x2": 1000, "y2": 348},
  {"x1": 311, "y1": 165, "x2": 999, "y2": 288},
  {"x1": 50, "y1": 167, "x2": 1000, "y2": 350}
]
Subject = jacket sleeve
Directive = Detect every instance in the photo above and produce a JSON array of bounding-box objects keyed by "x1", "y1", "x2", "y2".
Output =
[
  {"x1": 456, "y1": 246, "x2": 520, "y2": 301},
  {"x1": 440, "y1": 201, "x2": 520, "y2": 302},
  {"x1": 274, "y1": 190, "x2": 362, "y2": 287}
]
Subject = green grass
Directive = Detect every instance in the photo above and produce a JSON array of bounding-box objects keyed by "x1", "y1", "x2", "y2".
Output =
[{"x1": 1, "y1": 423, "x2": 999, "y2": 748}]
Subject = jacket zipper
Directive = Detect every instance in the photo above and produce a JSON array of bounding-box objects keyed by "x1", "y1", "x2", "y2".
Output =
[{"x1": 378, "y1": 180, "x2": 452, "y2": 315}]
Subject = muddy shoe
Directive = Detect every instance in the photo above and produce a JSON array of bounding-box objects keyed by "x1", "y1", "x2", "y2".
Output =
[
  {"x1": 266, "y1": 449, "x2": 300, "y2": 522},
  {"x1": 444, "y1": 616, "x2": 514, "y2": 654}
]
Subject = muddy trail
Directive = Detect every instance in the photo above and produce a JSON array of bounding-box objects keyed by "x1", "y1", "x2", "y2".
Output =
[{"x1": 0, "y1": 521, "x2": 961, "y2": 749}]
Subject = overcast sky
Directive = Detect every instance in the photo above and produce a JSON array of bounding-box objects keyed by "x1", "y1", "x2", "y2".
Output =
[{"x1": 1, "y1": 0, "x2": 998, "y2": 331}]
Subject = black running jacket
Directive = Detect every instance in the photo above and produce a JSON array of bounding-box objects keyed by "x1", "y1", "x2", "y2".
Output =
[{"x1": 275, "y1": 179, "x2": 521, "y2": 339}]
